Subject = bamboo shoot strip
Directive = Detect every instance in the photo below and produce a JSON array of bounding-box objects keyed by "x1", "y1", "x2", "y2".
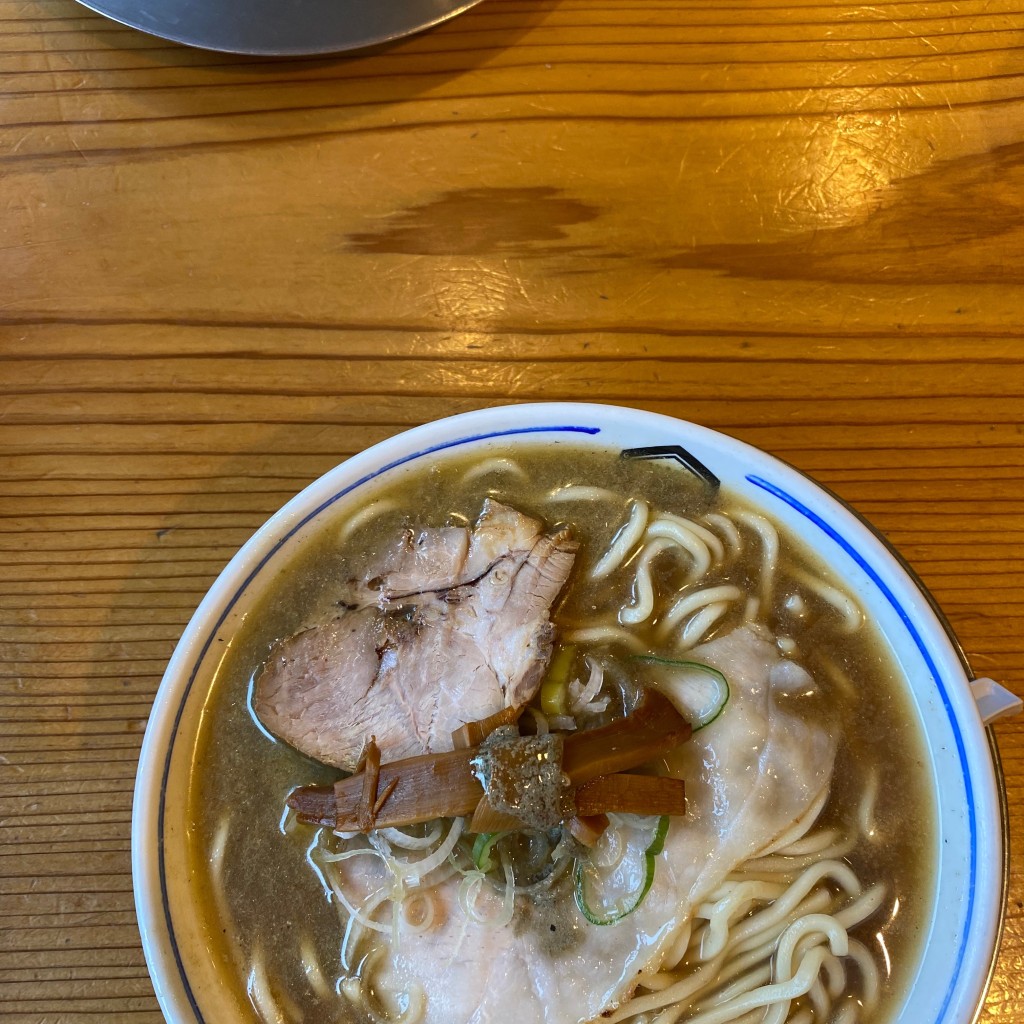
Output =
[
  {"x1": 286, "y1": 689, "x2": 691, "y2": 832},
  {"x1": 451, "y1": 704, "x2": 524, "y2": 750},
  {"x1": 470, "y1": 774, "x2": 684, "y2": 833},
  {"x1": 575, "y1": 774, "x2": 685, "y2": 817}
]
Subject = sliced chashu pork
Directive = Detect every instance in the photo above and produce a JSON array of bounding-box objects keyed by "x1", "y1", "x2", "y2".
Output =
[
  {"x1": 253, "y1": 500, "x2": 578, "y2": 769},
  {"x1": 335, "y1": 625, "x2": 837, "y2": 1024}
]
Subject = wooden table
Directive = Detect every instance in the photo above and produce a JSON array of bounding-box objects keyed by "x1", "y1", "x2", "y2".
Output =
[{"x1": 1, "y1": 0, "x2": 1022, "y2": 1021}]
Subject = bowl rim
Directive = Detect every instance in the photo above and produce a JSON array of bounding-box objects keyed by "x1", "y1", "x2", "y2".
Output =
[{"x1": 132, "y1": 401, "x2": 1009, "y2": 1024}]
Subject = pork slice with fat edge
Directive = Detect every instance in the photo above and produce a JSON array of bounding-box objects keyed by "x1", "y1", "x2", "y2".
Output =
[
  {"x1": 333, "y1": 626, "x2": 837, "y2": 1024},
  {"x1": 252, "y1": 499, "x2": 578, "y2": 769}
]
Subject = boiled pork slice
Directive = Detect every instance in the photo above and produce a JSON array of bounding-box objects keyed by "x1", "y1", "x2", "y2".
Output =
[
  {"x1": 334, "y1": 625, "x2": 837, "y2": 1024},
  {"x1": 253, "y1": 500, "x2": 578, "y2": 769}
]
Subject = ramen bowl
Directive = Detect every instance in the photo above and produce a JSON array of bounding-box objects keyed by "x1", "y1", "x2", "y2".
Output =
[{"x1": 133, "y1": 402, "x2": 1010, "y2": 1024}]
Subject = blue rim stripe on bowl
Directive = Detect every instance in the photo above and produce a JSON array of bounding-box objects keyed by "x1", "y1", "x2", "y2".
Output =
[
  {"x1": 156, "y1": 423, "x2": 600, "y2": 1022},
  {"x1": 748, "y1": 473, "x2": 976, "y2": 1024}
]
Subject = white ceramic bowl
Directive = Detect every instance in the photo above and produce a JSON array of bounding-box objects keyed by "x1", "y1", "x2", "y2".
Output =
[{"x1": 133, "y1": 403, "x2": 1007, "y2": 1024}]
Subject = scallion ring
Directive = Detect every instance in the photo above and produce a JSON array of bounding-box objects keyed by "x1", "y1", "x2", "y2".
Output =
[
  {"x1": 574, "y1": 816, "x2": 669, "y2": 926},
  {"x1": 471, "y1": 832, "x2": 506, "y2": 873},
  {"x1": 632, "y1": 656, "x2": 730, "y2": 731}
]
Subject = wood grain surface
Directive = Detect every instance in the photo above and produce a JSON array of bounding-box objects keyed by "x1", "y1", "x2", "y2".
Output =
[{"x1": 1, "y1": 0, "x2": 1022, "y2": 1021}]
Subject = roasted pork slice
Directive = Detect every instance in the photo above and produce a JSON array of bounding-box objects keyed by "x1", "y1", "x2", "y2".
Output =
[
  {"x1": 253, "y1": 500, "x2": 578, "y2": 769},
  {"x1": 333, "y1": 626, "x2": 837, "y2": 1024},
  {"x1": 376, "y1": 499, "x2": 542, "y2": 602}
]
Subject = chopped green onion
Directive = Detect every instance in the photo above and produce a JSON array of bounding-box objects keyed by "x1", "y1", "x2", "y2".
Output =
[
  {"x1": 574, "y1": 815, "x2": 669, "y2": 926},
  {"x1": 471, "y1": 831, "x2": 506, "y2": 872},
  {"x1": 633, "y1": 656, "x2": 730, "y2": 731},
  {"x1": 540, "y1": 644, "x2": 576, "y2": 716}
]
